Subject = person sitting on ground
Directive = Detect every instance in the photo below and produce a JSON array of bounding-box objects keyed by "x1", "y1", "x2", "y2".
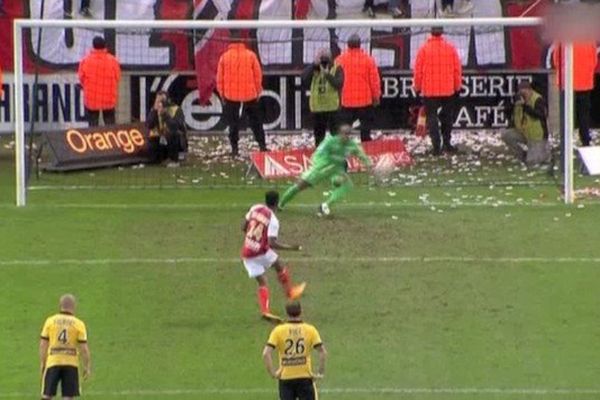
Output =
[
  {"x1": 501, "y1": 81, "x2": 551, "y2": 167},
  {"x1": 146, "y1": 91, "x2": 188, "y2": 167}
]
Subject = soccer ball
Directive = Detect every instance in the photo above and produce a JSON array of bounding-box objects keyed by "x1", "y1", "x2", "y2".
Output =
[{"x1": 373, "y1": 154, "x2": 395, "y2": 180}]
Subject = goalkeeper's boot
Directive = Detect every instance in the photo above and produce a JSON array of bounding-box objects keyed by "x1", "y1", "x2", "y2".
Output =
[
  {"x1": 318, "y1": 203, "x2": 331, "y2": 217},
  {"x1": 262, "y1": 312, "x2": 284, "y2": 324},
  {"x1": 289, "y1": 282, "x2": 307, "y2": 300}
]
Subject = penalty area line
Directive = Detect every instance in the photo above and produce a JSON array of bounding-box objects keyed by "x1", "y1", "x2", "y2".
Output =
[
  {"x1": 1, "y1": 256, "x2": 600, "y2": 267},
  {"x1": 2, "y1": 387, "x2": 600, "y2": 397}
]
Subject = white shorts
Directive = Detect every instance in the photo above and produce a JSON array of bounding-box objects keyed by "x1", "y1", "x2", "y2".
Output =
[{"x1": 242, "y1": 249, "x2": 279, "y2": 278}]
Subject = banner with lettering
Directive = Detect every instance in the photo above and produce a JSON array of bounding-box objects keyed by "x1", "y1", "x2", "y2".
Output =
[
  {"x1": 250, "y1": 138, "x2": 412, "y2": 179},
  {"x1": 3, "y1": 0, "x2": 592, "y2": 74},
  {"x1": 43, "y1": 123, "x2": 152, "y2": 171}
]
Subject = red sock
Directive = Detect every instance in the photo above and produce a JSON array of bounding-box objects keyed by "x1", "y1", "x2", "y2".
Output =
[
  {"x1": 257, "y1": 286, "x2": 270, "y2": 314},
  {"x1": 278, "y1": 267, "x2": 292, "y2": 296}
]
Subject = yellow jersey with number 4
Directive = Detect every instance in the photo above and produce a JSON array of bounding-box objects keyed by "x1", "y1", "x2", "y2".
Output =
[
  {"x1": 267, "y1": 321, "x2": 322, "y2": 380},
  {"x1": 40, "y1": 312, "x2": 88, "y2": 368}
]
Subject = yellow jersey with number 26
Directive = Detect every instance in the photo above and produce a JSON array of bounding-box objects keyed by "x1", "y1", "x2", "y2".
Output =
[{"x1": 267, "y1": 321, "x2": 322, "y2": 380}]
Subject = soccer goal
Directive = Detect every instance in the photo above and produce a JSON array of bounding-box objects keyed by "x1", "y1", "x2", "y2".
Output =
[{"x1": 12, "y1": 15, "x2": 581, "y2": 206}]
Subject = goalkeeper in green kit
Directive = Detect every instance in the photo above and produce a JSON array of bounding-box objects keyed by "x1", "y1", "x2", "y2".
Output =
[{"x1": 279, "y1": 123, "x2": 371, "y2": 215}]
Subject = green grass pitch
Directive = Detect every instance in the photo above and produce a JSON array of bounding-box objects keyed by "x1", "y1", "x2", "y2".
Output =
[{"x1": 1, "y1": 149, "x2": 600, "y2": 399}]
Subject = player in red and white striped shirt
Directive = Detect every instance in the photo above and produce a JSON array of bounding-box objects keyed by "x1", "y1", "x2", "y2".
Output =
[{"x1": 241, "y1": 191, "x2": 306, "y2": 323}]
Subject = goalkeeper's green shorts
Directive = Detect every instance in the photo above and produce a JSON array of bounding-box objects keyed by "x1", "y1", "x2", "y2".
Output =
[{"x1": 301, "y1": 163, "x2": 345, "y2": 186}]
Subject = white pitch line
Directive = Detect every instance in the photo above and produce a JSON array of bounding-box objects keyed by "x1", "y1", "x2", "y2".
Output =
[
  {"x1": 2, "y1": 387, "x2": 600, "y2": 397},
  {"x1": 0, "y1": 201, "x2": 586, "y2": 209},
  {"x1": 27, "y1": 180, "x2": 555, "y2": 191},
  {"x1": 1, "y1": 256, "x2": 600, "y2": 267}
]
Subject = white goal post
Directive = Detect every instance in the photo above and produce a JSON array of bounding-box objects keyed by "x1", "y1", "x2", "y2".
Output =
[{"x1": 13, "y1": 16, "x2": 576, "y2": 206}]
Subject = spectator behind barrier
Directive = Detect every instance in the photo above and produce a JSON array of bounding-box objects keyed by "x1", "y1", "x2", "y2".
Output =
[
  {"x1": 65, "y1": 0, "x2": 93, "y2": 18},
  {"x1": 413, "y1": 26, "x2": 462, "y2": 155},
  {"x1": 363, "y1": 0, "x2": 405, "y2": 18},
  {"x1": 146, "y1": 91, "x2": 188, "y2": 167},
  {"x1": 553, "y1": 41, "x2": 598, "y2": 146},
  {"x1": 501, "y1": 81, "x2": 551, "y2": 167},
  {"x1": 335, "y1": 34, "x2": 381, "y2": 142},
  {"x1": 80, "y1": 0, "x2": 92, "y2": 18},
  {"x1": 217, "y1": 30, "x2": 267, "y2": 157},
  {"x1": 78, "y1": 36, "x2": 121, "y2": 127},
  {"x1": 439, "y1": 0, "x2": 474, "y2": 17},
  {"x1": 301, "y1": 49, "x2": 344, "y2": 147}
]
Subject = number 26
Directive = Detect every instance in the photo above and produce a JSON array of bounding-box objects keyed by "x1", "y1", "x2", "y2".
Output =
[{"x1": 284, "y1": 338, "x2": 305, "y2": 355}]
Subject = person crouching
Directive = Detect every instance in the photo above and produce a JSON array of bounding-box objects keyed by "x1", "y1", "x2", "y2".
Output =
[
  {"x1": 146, "y1": 91, "x2": 188, "y2": 167},
  {"x1": 501, "y1": 82, "x2": 551, "y2": 166}
]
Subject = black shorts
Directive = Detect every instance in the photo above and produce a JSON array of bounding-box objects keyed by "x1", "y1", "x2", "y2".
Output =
[
  {"x1": 278, "y1": 378, "x2": 317, "y2": 400},
  {"x1": 42, "y1": 366, "x2": 80, "y2": 397}
]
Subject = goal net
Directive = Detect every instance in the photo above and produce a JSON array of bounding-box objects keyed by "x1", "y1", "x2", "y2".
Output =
[{"x1": 11, "y1": 5, "x2": 594, "y2": 206}]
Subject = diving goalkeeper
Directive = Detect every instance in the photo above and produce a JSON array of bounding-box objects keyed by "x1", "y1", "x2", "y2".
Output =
[{"x1": 279, "y1": 123, "x2": 371, "y2": 215}]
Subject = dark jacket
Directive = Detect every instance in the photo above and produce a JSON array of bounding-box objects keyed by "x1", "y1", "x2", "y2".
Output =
[
  {"x1": 301, "y1": 63, "x2": 344, "y2": 90},
  {"x1": 301, "y1": 62, "x2": 344, "y2": 113},
  {"x1": 513, "y1": 91, "x2": 549, "y2": 141},
  {"x1": 146, "y1": 103, "x2": 188, "y2": 151}
]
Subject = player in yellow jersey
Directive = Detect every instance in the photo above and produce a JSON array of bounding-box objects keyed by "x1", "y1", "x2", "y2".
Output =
[
  {"x1": 39, "y1": 294, "x2": 91, "y2": 400},
  {"x1": 262, "y1": 301, "x2": 327, "y2": 400}
]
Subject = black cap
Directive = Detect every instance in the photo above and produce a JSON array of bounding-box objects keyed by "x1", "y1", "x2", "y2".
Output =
[
  {"x1": 229, "y1": 29, "x2": 242, "y2": 41},
  {"x1": 517, "y1": 81, "x2": 532, "y2": 90},
  {"x1": 92, "y1": 36, "x2": 106, "y2": 49},
  {"x1": 347, "y1": 33, "x2": 361, "y2": 49},
  {"x1": 431, "y1": 26, "x2": 444, "y2": 36}
]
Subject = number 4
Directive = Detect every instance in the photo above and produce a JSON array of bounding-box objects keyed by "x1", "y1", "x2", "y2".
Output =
[{"x1": 58, "y1": 329, "x2": 68, "y2": 344}]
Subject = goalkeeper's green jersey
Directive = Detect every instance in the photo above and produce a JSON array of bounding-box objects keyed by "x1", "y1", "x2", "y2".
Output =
[{"x1": 312, "y1": 135, "x2": 371, "y2": 169}]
